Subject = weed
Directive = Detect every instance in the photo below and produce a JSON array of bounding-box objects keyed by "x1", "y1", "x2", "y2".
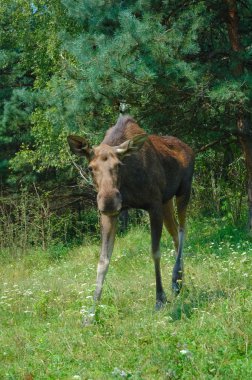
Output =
[{"x1": 0, "y1": 217, "x2": 251, "y2": 379}]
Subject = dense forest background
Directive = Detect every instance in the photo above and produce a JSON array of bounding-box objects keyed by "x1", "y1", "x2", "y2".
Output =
[{"x1": 1, "y1": 0, "x2": 252, "y2": 252}]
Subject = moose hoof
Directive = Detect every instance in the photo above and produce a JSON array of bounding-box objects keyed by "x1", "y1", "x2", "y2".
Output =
[
  {"x1": 172, "y1": 280, "x2": 182, "y2": 296},
  {"x1": 82, "y1": 309, "x2": 96, "y2": 327},
  {"x1": 82, "y1": 315, "x2": 94, "y2": 327},
  {"x1": 155, "y1": 300, "x2": 166, "y2": 311},
  {"x1": 155, "y1": 292, "x2": 167, "y2": 310}
]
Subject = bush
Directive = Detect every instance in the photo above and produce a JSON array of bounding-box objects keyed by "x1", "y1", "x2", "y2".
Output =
[
  {"x1": 192, "y1": 147, "x2": 247, "y2": 224},
  {"x1": 0, "y1": 190, "x2": 99, "y2": 255}
]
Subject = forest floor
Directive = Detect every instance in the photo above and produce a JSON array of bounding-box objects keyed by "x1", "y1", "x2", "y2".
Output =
[{"x1": 0, "y1": 217, "x2": 252, "y2": 379}]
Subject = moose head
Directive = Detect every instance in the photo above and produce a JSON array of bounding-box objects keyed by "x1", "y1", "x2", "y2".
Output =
[{"x1": 67, "y1": 133, "x2": 147, "y2": 216}]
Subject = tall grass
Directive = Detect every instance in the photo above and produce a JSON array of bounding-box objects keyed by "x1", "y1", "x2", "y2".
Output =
[{"x1": 0, "y1": 217, "x2": 251, "y2": 379}]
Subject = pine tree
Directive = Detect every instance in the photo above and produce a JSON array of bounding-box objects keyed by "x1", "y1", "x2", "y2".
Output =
[
  {"x1": 0, "y1": 0, "x2": 70, "y2": 187},
  {"x1": 224, "y1": 0, "x2": 252, "y2": 230},
  {"x1": 1, "y1": 0, "x2": 252, "y2": 227}
]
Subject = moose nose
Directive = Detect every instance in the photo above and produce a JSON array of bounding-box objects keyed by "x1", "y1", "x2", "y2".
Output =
[{"x1": 97, "y1": 189, "x2": 122, "y2": 215}]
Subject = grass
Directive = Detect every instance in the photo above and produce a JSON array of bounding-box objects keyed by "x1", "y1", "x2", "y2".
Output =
[{"x1": 0, "y1": 217, "x2": 252, "y2": 379}]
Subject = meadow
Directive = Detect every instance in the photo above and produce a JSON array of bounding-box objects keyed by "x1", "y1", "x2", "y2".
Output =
[{"x1": 0, "y1": 217, "x2": 251, "y2": 380}]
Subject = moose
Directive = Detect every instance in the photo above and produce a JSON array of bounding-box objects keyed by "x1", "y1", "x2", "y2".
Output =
[{"x1": 68, "y1": 116, "x2": 194, "y2": 311}]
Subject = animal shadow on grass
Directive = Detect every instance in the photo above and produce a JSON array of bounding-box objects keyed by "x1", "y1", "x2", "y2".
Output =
[{"x1": 169, "y1": 288, "x2": 227, "y2": 321}]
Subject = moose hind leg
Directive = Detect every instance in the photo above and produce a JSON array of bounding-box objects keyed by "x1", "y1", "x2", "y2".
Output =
[
  {"x1": 149, "y1": 207, "x2": 167, "y2": 310},
  {"x1": 172, "y1": 195, "x2": 188, "y2": 295},
  {"x1": 163, "y1": 199, "x2": 179, "y2": 256}
]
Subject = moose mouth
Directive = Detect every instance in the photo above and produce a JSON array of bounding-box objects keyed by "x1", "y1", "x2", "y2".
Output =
[
  {"x1": 100, "y1": 210, "x2": 120, "y2": 217},
  {"x1": 97, "y1": 191, "x2": 122, "y2": 217}
]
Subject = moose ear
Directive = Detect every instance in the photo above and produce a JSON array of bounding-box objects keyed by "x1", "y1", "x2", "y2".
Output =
[
  {"x1": 67, "y1": 135, "x2": 93, "y2": 160},
  {"x1": 114, "y1": 134, "x2": 148, "y2": 158}
]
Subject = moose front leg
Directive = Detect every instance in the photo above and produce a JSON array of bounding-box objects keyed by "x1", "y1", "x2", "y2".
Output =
[
  {"x1": 94, "y1": 214, "x2": 118, "y2": 302},
  {"x1": 83, "y1": 214, "x2": 117, "y2": 326}
]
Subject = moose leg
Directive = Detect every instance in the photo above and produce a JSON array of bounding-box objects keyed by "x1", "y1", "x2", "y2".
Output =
[
  {"x1": 83, "y1": 215, "x2": 117, "y2": 326},
  {"x1": 163, "y1": 199, "x2": 179, "y2": 256},
  {"x1": 172, "y1": 195, "x2": 188, "y2": 295},
  {"x1": 149, "y1": 207, "x2": 167, "y2": 310},
  {"x1": 93, "y1": 214, "x2": 118, "y2": 302}
]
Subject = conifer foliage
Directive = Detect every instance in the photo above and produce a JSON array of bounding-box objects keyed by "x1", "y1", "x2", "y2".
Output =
[{"x1": 0, "y1": 0, "x2": 252, "y2": 227}]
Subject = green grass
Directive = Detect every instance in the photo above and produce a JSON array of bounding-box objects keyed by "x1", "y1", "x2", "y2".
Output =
[{"x1": 0, "y1": 218, "x2": 252, "y2": 379}]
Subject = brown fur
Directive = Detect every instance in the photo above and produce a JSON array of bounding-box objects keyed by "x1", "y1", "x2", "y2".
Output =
[{"x1": 101, "y1": 117, "x2": 194, "y2": 211}]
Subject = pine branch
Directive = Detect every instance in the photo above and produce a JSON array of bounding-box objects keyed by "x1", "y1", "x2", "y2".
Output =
[
  {"x1": 0, "y1": 83, "x2": 33, "y2": 89},
  {"x1": 196, "y1": 135, "x2": 237, "y2": 153},
  {"x1": 163, "y1": 0, "x2": 200, "y2": 25},
  {"x1": 113, "y1": 68, "x2": 148, "y2": 86}
]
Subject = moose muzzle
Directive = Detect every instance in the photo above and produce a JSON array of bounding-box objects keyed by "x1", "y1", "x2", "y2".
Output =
[{"x1": 97, "y1": 189, "x2": 122, "y2": 216}]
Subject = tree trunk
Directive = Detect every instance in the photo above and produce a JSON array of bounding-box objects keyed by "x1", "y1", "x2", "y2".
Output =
[
  {"x1": 237, "y1": 118, "x2": 252, "y2": 230},
  {"x1": 225, "y1": 0, "x2": 252, "y2": 231}
]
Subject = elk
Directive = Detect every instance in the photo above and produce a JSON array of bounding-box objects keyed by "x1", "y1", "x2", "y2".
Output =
[{"x1": 68, "y1": 116, "x2": 194, "y2": 312}]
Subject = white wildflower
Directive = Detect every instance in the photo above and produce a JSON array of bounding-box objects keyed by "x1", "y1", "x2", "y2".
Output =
[
  {"x1": 180, "y1": 349, "x2": 192, "y2": 357},
  {"x1": 112, "y1": 367, "x2": 128, "y2": 377}
]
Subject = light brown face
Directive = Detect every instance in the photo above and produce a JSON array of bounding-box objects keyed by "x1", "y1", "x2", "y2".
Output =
[
  {"x1": 88, "y1": 144, "x2": 122, "y2": 216},
  {"x1": 67, "y1": 132, "x2": 147, "y2": 216}
]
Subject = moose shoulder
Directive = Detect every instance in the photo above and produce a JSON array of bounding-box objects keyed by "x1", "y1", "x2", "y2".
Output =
[{"x1": 67, "y1": 116, "x2": 194, "y2": 313}]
